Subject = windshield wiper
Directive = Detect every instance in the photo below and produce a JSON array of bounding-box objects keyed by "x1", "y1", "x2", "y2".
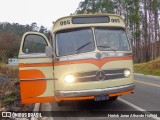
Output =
[
  {"x1": 76, "y1": 42, "x2": 92, "y2": 53},
  {"x1": 97, "y1": 45, "x2": 117, "y2": 52}
]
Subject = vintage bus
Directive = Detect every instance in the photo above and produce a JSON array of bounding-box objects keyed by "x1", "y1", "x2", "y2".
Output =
[{"x1": 19, "y1": 13, "x2": 135, "y2": 104}]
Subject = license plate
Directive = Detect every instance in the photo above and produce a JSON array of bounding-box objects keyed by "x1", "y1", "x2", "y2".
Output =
[{"x1": 94, "y1": 95, "x2": 109, "y2": 101}]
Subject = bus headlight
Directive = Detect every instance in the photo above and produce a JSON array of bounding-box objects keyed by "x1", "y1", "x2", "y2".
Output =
[
  {"x1": 64, "y1": 75, "x2": 75, "y2": 83},
  {"x1": 124, "y1": 69, "x2": 131, "y2": 77}
]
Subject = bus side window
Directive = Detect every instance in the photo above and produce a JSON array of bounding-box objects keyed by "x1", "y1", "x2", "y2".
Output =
[{"x1": 23, "y1": 34, "x2": 48, "y2": 53}]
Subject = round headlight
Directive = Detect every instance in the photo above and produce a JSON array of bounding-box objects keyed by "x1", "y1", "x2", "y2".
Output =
[
  {"x1": 124, "y1": 69, "x2": 131, "y2": 77},
  {"x1": 64, "y1": 75, "x2": 75, "y2": 83}
]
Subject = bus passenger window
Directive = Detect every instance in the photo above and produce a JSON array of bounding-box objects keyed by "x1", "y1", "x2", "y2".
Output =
[{"x1": 23, "y1": 34, "x2": 47, "y2": 53}]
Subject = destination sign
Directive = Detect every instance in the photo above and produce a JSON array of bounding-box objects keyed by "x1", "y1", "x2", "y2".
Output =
[{"x1": 72, "y1": 16, "x2": 110, "y2": 24}]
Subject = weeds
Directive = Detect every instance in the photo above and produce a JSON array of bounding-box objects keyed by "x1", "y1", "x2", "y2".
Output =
[
  {"x1": 0, "y1": 64, "x2": 34, "y2": 111},
  {"x1": 134, "y1": 58, "x2": 160, "y2": 76},
  {"x1": 0, "y1": 63, "x2": 18, "y2": 78}
]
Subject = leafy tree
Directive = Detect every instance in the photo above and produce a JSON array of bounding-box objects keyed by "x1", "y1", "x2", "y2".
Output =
[
  {"x1": 76, "y1": 0, "x2": 114, "y2": 14},
  {"x1": 31, "y1": 22, "x2": 39, "y2": 31},
  {"x1": 0, "y1": 22, "x2": 48, "y2": 63},
  {"x1": 39, "y1": 26, "x2": 47, "y2": 33}
]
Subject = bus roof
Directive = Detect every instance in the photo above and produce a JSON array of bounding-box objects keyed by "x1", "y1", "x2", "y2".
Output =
[{"x1": 52, "y1": 13, "x2": 125, "y2": 33}]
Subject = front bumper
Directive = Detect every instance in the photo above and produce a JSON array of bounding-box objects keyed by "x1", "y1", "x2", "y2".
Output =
[{"x1": 55, "y1": 83, "x2": 135, "y2": 97}]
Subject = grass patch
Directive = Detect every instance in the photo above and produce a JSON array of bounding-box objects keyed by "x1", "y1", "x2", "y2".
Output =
[
  {"x1": 2, "y1": 94, "x2": 17, "y2": 106},
  {"x1": 0, "y1": 64, "x2": 34, "y2": 111},
  {"x1": 0, "y1": 63, "x2": 18, "y2": 78},
  {"x1": 134, "y1": 58, "x2": 160, "y2": 76}
]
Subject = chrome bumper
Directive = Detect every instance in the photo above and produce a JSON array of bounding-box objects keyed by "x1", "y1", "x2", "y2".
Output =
[{"x1": 55, "y1": 83, "x2": 135, "y2": 97}]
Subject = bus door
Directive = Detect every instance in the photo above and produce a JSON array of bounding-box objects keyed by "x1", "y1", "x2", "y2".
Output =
[{"x1": 19, "y1": 32, "x2": 55, "y2": 104}]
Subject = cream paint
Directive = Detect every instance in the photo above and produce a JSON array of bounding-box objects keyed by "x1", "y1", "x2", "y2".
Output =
[
  {"x1": 19, "y1": 14, "x2": 134, "y2": 102},
  {"x1": 54, "y1": 60, "x2": 134, "y2": 91},
  {"x1": 52, "y1": 14, "x2": 125, "y2": 33}
]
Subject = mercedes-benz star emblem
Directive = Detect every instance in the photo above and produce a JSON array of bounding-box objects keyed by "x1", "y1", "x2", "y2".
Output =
[
  {"x1": 95, "y1": 70, "x2": 106, "y2": 80},
  {"x1": 96, "y1": 53, "x2": 102, "y2": 59}
]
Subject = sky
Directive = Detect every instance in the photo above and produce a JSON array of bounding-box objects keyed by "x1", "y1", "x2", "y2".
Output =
[{"x1": 0, "y1": 0, "x2": 82, "y2": 29}]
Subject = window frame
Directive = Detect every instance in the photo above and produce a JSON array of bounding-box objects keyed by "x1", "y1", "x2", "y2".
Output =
[{"x1": 22, "y1": 34, "x2": 48, "y2": 54}]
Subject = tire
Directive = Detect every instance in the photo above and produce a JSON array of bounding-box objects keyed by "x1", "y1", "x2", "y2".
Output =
[
  {"x1": 55, "y1": 96, "x2": 63, "y2": 106},
  {"x1": 57, "y1": 101, "x2": 63, "y2": 106},
  {"x1": 109, "y1": 96, "x2": 118, "y2": 101}
]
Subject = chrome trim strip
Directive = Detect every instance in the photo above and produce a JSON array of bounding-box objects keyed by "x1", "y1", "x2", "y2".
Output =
[
  {"x1": 19, "y1": 53, "x2": 47, "y2": 59},
  {"x1": 55, "y1": 83, "x2": 135, "y2": 97},
  {"x1": 56, "y1": 52, "x2": 132, "y2": 62},
  {"x1": 105, "y1": 73, "x2": 123, "y2": 76},
  {"x1": 76, "y1": 75, "x2": 96, "y2": 79},
  {"x1": 75, "y1": 73, "x2": 123, "y2": 79},
  {"x1": 20, "y1": 78, "x2": 57, "y2": 81}
]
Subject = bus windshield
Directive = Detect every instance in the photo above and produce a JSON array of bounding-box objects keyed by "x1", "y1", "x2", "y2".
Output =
[
  {"x1": 95, "y1": 28, "x2": 130, "y2": 51},
  {"x1": 56, "y1": 28, "x2": 95, "y2": 56},
  {"x1": 55, "y1": 27, "x2": 130, "y2": 56}
]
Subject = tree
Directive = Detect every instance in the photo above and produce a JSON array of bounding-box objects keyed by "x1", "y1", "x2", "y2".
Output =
[
  {"x1": 39, "y1": 26, "x2": 47, "y2": 33},
  {"x1": 31, "y1": 22, "x2": 39, "y2": 31},
  {"x1": 0, "y1": 22, "x2": 48, "y2": 63},
  {"x1": 76, "y1": 0, "x2": 114, "y2": 14}
]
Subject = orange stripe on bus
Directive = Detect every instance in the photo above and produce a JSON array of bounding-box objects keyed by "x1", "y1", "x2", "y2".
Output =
[
  {"x1": 54, "y1": 57, "x2": 132, "y2": 68},
  {"x1": 19, "y1": 70, "x2": 46, "y2": 98},
  {"x1": 57, "y1": 96, "x2": 94, "y2": 102},
  {"x1": 20, "y1": 70, "x2": 45, "y2": 79},
  {"x1": 21, "y1": 96, "x2": 54, "y2": 104},
  {"x1": 19, "y1": 63, "x2": 52, "y2": 67},
  {"x1": 19, "y1": 57, "x2": 132, "y2": 68},
  {"x1": 109, "y1": 90, "x2": 134, "y2": 97}
]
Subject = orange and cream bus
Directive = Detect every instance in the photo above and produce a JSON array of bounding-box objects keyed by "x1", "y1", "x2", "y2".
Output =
[{"x1": 19, "y1": 13, "x2": 135, "y2": 104}]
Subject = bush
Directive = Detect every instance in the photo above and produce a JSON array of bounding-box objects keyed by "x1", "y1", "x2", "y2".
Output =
[
  {"x1": 134, "y1": 58, "x2": 160, "y2": 76},
  {"x1": 0, "y1": 63, "x2": 18, "y2": 78}
]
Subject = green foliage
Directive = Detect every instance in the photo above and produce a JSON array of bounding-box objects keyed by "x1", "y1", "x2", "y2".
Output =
[
  {"x1": 0, "y1": 64, "x2": 34, "y2": 111},
  {"x1": 0, "y1": 22, "x2": 48, "y2": 63},
  {"x1": 133, "y1": 31, "x2": 141, "y2": 38},
  {"x1": 0, "y1": 64, "x2": 19, "y2": 108},
  {"x1": 0, "y1": 22, "x2": 32, "y2": 35},
  {"x1": 0, "y1": 63, "x2": 18, "y2": 78},
  {"x1": 2, "y1": 93, "x2": 18, "y2": 106},
  {"x1": 134, "y1": 58, "x2": 160, "y2": 76},
  {"x1": 39, "y1": 26, "x2": 47, "y2": 33},
  {"x1": 151, "y1": 0, "x2": 160, "y2": 11},
  {"x1": 0, "y1": 50, "x2": 7, "y2": 63},
  {"x1": 96, "y1": 0, "x2": 114, "y2": 13},
  {"x1": 76, "y1": 0, "x2": 114, "y2": 14}
]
